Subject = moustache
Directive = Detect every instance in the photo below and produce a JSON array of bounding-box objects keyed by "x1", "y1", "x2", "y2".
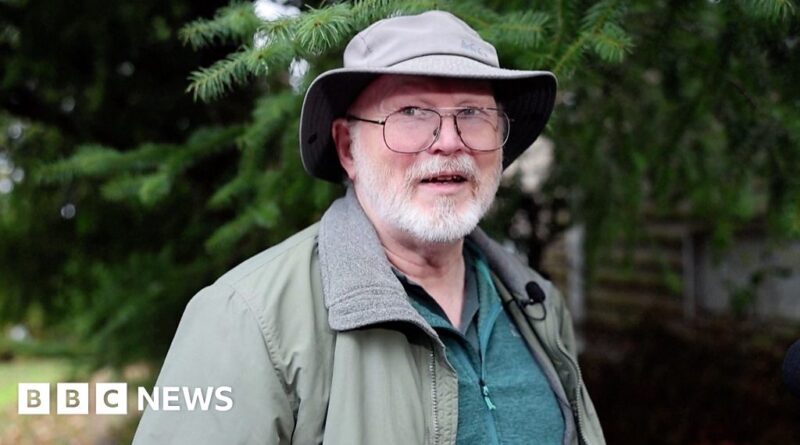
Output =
[{"x1": 405, "y1": 156, "x2": 479, "y2": 183}]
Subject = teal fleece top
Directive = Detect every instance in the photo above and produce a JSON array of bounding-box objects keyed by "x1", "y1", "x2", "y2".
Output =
[{"x1": 398, "y1": 242, "x2": 565, "y2": 444}]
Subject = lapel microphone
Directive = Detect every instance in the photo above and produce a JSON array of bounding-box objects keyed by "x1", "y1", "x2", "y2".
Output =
[{"x1": 522, "y1": 281, "x2": 547, "y2": 321}]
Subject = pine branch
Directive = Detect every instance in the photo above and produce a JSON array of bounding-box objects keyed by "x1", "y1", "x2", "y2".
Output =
[
  {"x1": 260, "y1": 15, "x2": 296, "y2": 44},
  {"x1": 510, "y1": 51, "x2": 557, "y2": 71},
  {"x1": 43, "y1": 126, "x2": 240, "y2": 206},
  {"x1": 137, "y1": 126, "x2": 240, "y2": 205},
  {"x1": 591, "y1": 22, "x2": 633, "y2": 63},
  {"x1": 137, "y1": 171, "x2": 172, "y2": 206},
  {"x1": 553, "y1": 0, "x2": 569, "y2": 49},
  {"x1": 250, "y1": 196, "x2": 281, "y2": 229},
  {"x1": 580, "y1": 0, "x2": 623, "y2": 32},
  {"x1": 176, "y1": 126, "x2": 243, "y2": 170},
  {"x1": 35, "y1": 144, "x2": 166, "y2": 184},
  {"x1": 553, "y1": 0, "x2": 629, "y2": 75},
  {"x1": 236, "y1": 91, "x2": 298, "y2": 160},
  {"x1": 740, "y1": 0, "x2": 797, "y2": 20},
  {"x1": 349, "y1": 0, "x2": 403, "y2": 29},
  {"x1": 209, "y1": 93, "x2": 298, "y2": 209},
  {"x1": 186, "y1": 48, "x2": 259, "y2": 102},
  {"x1": 186, "y1": 40, "x2": 293, "y2": 102},
  {"x1": 179, "y1": 2, "x2": 262, "y2": 50},
  {"x1": 552, "y1": 34, "x2": 587, "y2": 76},
  {"x1": 186, "y1": 0, "x2": 451, "y2": 103},
  {"x1": 447, "y1": 0, "x2": 499, "y2": 30},
  {"x1": 481, "y1": 11, "x2": 551, "y2": 50},
  {"x1": 208, "y1": 175, "x2": 252, "y2": 209},
  {"x1": 294, "y1": 3, "x2": 355, "y2": 56},
  {"x1": 34, "y1": 145, "x2": 120, "y2": 183},
  {"x1": 95, "y1": 167, "x2": 171, "y2": 206},
  {"x1": 100, "y1": 174, "x2": 145, "y2": 202},
  {"x1": 204, "y1": 211, "x2": 256, "y2": 253},
  {"x1": 350, "y1": 0, "x2": 444, "y2": 28},
  {"x1": 206, "y1": 190, "x2": 281, "y2": 252}
]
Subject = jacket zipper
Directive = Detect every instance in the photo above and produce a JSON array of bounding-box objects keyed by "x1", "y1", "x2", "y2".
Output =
[
  {"x1": 479, "y1": 379, "x2": 497, "y2": 410},
  {"x1": 478, "y1": 292, "x2": 503, "y2": 443},
  {"x1": 478, "y1": 310, "x2": 500, "y2": 414},
  {"x1": 556, "y1": 338, "x2": 590, "y2": 445},
  {"x1": 429, "y1": 341, "x2": 440, "y2": 445}
]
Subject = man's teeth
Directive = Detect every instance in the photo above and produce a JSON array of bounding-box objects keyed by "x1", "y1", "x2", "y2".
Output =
[{"x1": 422, "y1": 175, "x2": 466, "y2": 183}]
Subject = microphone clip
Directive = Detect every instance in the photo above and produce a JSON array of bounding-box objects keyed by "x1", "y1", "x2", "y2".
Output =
[{"x1": 518, "y1": 281, "x2": 547, "y2": 322}]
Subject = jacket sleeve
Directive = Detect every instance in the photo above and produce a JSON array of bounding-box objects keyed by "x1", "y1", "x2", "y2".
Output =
[{"x1": 132, "y1": 282, "x2": 295, "y2": 445}]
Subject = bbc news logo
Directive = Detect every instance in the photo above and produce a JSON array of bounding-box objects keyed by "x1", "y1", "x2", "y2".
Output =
[{"x1": 18, "y1": 383, "x2": 233, "y2": 415}]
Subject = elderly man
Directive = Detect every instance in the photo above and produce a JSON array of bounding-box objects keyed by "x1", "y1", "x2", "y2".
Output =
[{"x1": 134, "y1": 10, "x2": 604, "y2": 445}]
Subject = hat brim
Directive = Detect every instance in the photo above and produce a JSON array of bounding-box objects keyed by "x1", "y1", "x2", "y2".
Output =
[{"x1": 299, "y1": 54, "x2": 557, "y2": 183}]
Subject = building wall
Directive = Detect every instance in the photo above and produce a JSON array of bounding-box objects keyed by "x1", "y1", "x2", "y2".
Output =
[
  {"x1": 695, "y1": 234, "x2": 800, "y2": 321},
  {"x1": 542, "y1": 221, "x2": 800, "y2": 325}
]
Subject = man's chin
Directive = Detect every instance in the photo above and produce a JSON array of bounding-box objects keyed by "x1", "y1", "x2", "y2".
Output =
[
  {"x1": 397, "y1": 207, "x2": 483, "y2": 244},
  {"x1": 412, "y1": 194, "x2": 472, "y2": 213}
]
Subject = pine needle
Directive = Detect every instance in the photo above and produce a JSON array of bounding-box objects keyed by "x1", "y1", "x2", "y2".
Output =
[
  {"x1": 481, "y1": 11, "x2": 551, "y2": 50},
  {"x1": 591, "y1": 22, "x2": 633, "y2": 63},
  {"x1": 741, "y1": 0, "x2": 797, "y2": 20},
  {"x1": 179, "y1": 2, "x2": 261, "y2": 50},
  {"x1": 295, "y1": 4, "x2": 355, "y2": 56}
]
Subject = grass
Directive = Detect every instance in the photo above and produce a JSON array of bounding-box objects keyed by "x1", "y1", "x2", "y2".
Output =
[
  {"x1": 0, "y1": 358, "x2": 141, "y2": 444},
  {"x1": 0, "y1": 358, "x2": 70, "y2": 410}
]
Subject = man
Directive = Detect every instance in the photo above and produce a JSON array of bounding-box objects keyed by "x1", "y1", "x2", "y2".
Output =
[{"x1": 134, "y1": 10, "x2": 605, "y2": 445}]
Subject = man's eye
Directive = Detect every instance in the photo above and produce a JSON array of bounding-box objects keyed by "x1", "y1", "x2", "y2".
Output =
[
  {"x1": 398, "y1": 107, "x2": 423, "y2": 116},
  {"x1": 460, "y1": 107, "x2": 484, "y2": 117}
]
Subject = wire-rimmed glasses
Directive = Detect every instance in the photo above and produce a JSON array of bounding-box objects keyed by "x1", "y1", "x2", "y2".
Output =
[{"x1": 347, "y1": 106, "x2": 510, "y2": 153}]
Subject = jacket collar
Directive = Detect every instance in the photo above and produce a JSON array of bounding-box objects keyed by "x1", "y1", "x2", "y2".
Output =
[
  {"x1": 318, "y1": 187, "x2": 434, "y2": 335},
  {"x1": 318, "y1": 188, "x2": 553, "y2": 333}
]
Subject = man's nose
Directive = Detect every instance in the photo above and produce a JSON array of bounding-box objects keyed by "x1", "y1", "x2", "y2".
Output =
[{"x1": 427, "y1": 115, "x2": 466, "y2": 155}]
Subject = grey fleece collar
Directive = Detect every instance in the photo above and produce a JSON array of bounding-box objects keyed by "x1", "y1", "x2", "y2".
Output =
[
  {"x1": 317, "y1": 187, "x2": 435, "y2": 336},
  {"x1": 317, "y1": 188, "x2": 556, "y2": 333}
]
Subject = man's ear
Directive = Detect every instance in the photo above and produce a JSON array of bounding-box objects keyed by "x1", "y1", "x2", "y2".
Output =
[{"x1": 332, "y1": 118, "x2": 357, "y2": 181}]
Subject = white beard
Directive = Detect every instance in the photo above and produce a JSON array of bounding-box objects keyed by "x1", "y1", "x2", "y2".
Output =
[{"x1": 350, "y1": 133, "x2": 502, "y2": 244}]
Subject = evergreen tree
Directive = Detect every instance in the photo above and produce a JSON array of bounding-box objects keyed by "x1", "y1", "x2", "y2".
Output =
[
  {"x1": 0, "y1": 0, "x2": 251, "y2": 364},
  {"x1": 0, "y1": 0, "x2": 797, "y2": 369}
]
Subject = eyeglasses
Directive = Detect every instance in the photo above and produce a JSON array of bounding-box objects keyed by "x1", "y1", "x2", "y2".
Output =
[{"x1": 346, "y1": 106, "x2": 510, "y2": 154}]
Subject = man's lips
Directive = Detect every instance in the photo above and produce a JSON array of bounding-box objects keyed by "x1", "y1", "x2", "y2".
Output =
[{"x1": 419, "y1": 173, "x2": 469, "y2": 184}]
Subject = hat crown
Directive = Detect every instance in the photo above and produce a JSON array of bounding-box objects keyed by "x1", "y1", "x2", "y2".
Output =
[{"x1": 343, "y1": 11, "x2": 499, "y2": 69}]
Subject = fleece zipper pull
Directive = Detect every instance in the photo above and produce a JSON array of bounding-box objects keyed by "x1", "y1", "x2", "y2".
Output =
[{"x1": 480, "y1": 379, "x2": 497, "y2": 411}]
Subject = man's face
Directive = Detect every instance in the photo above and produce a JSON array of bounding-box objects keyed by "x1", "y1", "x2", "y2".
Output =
[{"x1": 336, "y1": 75, "x2": 504, "y2": 244}]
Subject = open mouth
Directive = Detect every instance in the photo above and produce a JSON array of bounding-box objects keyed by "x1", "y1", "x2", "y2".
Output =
[{"x1": 420, "y1": 174, "x2": 468, "y2": 184}]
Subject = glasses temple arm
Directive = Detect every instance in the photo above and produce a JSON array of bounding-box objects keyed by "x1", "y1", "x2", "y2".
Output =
[{"x1": 345, "y1": 115, "x2": 386, "y2": 126}]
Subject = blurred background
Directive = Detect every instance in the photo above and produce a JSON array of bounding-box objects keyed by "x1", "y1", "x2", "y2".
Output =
[{"x1": 1, "y1": 0, "x2": 799, "y2": 443}]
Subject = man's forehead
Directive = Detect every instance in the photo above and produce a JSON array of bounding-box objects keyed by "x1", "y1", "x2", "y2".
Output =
[{"x1": 351, "y1": 75, "x2": 494, "y2": 111}]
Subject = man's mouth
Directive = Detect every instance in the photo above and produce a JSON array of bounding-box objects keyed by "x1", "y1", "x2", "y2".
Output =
[{"x1": 420, "y1": 174, "x2": 468, "y2": 184}]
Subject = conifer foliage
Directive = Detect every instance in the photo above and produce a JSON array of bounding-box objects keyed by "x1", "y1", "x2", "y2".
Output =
[{"x1": 0, "y1": 0, "x2": 797, "y2": 369}]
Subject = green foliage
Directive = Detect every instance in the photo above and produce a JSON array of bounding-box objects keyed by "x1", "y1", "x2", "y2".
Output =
[
  {"x1": 186, "y1": 41, "x2": 293, "y2": 101},
  {"x1": 0, "y1": 0, "x2": 798, "y2": 374},
  {"x1": 37, "y1": 126, "x2": 242, "y2": 207},
  {"x1": 590, "y1": 22, "x2": 633, "y2": 63},
  {"x1": 294, "y1": 4, "x2": 355, "y2": 55},
  {"x1": 743, "y1": 0, "x2": 797, "y2": 19},
  {"x1": 479, "y1": 11, "x2": 551, "y2": 50},
  {"x1": 184, "y1": 0, "x2": 635, "y2": 103},
  {"x1": 548, "y1": 0, "x2": 799, "y2": 268},
  {"x1": 180, "y1": 2, "x2": 263, "y2": 50}
]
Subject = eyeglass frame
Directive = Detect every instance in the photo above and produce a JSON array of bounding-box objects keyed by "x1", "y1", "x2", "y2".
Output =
[{"x1": 345, "y1": 106, "x2": 511, "y2": 154}]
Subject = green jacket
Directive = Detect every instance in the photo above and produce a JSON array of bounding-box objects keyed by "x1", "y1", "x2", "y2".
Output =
[{"x1": 133, "y1": 190, "x2": 605, "y2": 445}]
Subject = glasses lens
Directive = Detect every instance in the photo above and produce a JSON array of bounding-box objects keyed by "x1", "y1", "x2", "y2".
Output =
[
  {"x1": 457, "y1": 108, "x2": 509, "y2": 151},
  {"x1": 384, "y1": 108, "x2": 439, "y2": 153}
]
